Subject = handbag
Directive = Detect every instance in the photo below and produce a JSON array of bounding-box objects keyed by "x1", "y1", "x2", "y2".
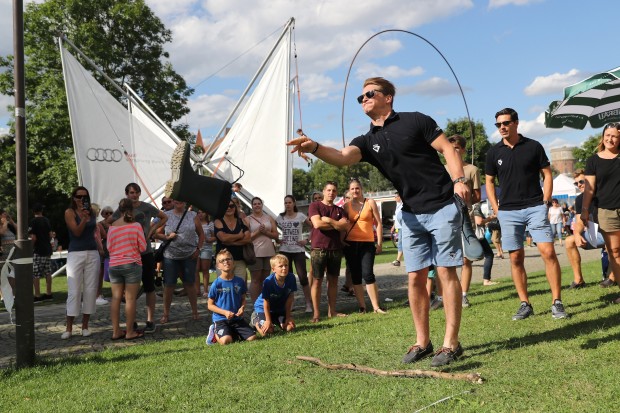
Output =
[
  {"x1": 154, "y1": 207, "x2": 189, "y2": 263},
  {"x1": 242, "y1": 242, "x2": 257, "y2": 265}
]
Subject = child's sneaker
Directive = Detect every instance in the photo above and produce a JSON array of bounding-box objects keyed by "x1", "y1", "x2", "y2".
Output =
[{"x1": 206, "y1": 324, "x2": 217, "y2": 345}]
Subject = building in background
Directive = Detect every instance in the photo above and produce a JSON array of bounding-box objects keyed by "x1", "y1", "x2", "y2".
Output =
[{"x1": 550, "y1": 146, "x2": 576, "y2": 175}]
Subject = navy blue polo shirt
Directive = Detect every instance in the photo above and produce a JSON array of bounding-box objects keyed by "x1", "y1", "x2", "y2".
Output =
[
  {"x1": 349, "y1": 111, "x2": 453, "y2": 214},
  {"x1": 485, "y1": 135, "x2": 549, "y2": 211}
]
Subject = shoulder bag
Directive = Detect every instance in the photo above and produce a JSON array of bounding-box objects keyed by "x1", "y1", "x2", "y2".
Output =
[
  {"x1": 241, "y1": 218, "x2": 257, "y2": 265},
  {"x1": 154, "y1": 207, "x2": 189, "y2": 263}
]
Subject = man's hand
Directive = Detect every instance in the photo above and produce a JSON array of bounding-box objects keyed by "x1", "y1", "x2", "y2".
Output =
[
  {"x1": 574, "y1": 232, "x2": 587, "y2": 248},
  {"x1": 454, "y1": 182, "x2": 470, "y2": 203}
]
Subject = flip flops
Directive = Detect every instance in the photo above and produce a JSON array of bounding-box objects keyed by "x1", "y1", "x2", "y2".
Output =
[
  {"x1": 111, "y1": 330, "x2": 126, "y2": 341},
  {"x1": 125, "y1": 330, "x2": 145, "y2": 340}
]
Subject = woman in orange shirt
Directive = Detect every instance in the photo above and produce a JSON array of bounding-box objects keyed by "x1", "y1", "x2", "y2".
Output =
[{"x1": 343, "y1": 178, "x2": 386, "y2": 313}]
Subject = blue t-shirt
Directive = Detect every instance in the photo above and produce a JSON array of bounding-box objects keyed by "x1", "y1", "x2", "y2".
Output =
[
  {"x1": 254, "y1": 273, "x2": 297, "y2": 314},
  {"x1": 208, "y1": 276, "x2": 247, "y2": 322}
]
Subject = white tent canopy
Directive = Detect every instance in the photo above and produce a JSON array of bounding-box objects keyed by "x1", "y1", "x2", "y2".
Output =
[{"x1": 552, "y1": 173, "x2": 578, "y2": 197}]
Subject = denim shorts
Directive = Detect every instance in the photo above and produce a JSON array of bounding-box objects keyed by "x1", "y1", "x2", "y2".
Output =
[
  {"x1": 400, "y1": 202, "x2": 462, "y2": 272},
  {"x1": 109, "y1": 263, "x2": 142, "y2": 285},
  {"x1": 200, "y1": 246, "x2": 213, "y2": 260},
  {"x1": 310, "y1": 249, "x2": 342, "y2": 278},
  {"x1": 163, "y1": 257, "x2": 197, "y2": 286},
  {"x1": 498, "y1": 204, "x2": 553, "y2": 251}
]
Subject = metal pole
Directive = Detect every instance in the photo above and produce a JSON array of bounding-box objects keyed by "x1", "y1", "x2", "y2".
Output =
[{"x1": 13, "y1": 0, "x2": 35, "y2": 368}]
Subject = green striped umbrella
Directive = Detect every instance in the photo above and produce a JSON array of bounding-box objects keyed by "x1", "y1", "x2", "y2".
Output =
[{"x1": 545, "y1": 66, "x2": 620, "y2": 129}]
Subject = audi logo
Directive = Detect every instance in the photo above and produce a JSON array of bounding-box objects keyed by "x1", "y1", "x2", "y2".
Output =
[{"x1": 86, "y1": 148, "x2": 123, "y2": 162}]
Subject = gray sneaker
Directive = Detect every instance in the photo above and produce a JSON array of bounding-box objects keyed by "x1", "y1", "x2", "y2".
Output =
[
  {"x1": 430, "y1": 297, "x2": 443, "y2": 310},
  {"x1": 402, "y1": 341, "x2": 433, "y2": 364},
  {"x1": 143, "y1": 321, "x2": 157, "y2": 334},
  {"x1": 512, "y1": 302, "x2": 534, "y2": 320},
  {"x1": 462, "y1": 295, "x2": 470, "y2": 308},
  {"x1": 431, "y1": 343, "x2": 464, "y2": 367},
  {"x1": 551, "y1": 300, "x2": 569, "y2": 319}
]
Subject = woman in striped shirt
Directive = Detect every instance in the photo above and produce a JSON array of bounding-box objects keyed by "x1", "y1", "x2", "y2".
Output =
[{"x1": 107, "y1": 198, "x2": 147, "y2": 340}]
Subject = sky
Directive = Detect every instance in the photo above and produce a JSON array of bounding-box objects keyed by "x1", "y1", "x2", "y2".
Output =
[{"x1": 0, "y1": 0, "x2": 617, "y2": 169}]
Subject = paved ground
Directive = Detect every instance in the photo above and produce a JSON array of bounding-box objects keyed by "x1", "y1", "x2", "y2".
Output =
[{"x1": 0, "y1": 246, "x2": 604, "y2": 368}]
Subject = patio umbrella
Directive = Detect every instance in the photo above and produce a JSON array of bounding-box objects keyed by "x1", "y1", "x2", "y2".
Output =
[{"x1": 545, "y1": 66, "x2": 620, "y2": 129}]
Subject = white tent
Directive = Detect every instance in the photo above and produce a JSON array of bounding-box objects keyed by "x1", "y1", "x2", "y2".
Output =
[{"x1": 552, "y1": 174, "x2": 578, "y2": 197}]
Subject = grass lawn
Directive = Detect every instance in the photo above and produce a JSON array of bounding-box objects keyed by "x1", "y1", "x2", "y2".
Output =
[{"x1": 1, "y1": 260, "x2": 619, "y2": 412}]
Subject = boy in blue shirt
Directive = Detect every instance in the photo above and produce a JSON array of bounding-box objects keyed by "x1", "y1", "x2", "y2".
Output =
[
  {"x1": 251, "y1": 254, "x2": 297, "y2": 336},
  {"x1": 206, "y1": 249, "x2": 256, "y2": 345}
]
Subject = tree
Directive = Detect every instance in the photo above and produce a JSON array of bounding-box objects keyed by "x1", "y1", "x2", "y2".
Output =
[
  {"x1": 0, "y1": 0, "x2": 192, "y2": 240},
  {"x1": 443, "y1": 117, "x2": 492, "y2": 174},
  {"x1": 573, "y1": 133, "x2": 601, "y2": 170}
]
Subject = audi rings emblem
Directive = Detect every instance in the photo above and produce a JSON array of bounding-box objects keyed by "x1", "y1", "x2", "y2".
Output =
[{"x1": 86, "y1": 148, "x2": 123, "y2": 162}]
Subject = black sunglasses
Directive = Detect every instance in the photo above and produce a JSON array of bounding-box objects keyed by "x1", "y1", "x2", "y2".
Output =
[
  {"x1": 574, "y1": 180, "x2": 585, "y2": 186},
  {"x1": 494, "y1": 120, "x2": 514, "y2": 128},
  {"x1": 227, "y1": 204, "x2": 235, "y2": 208},
  {"x1": 357, "y1": 89, "x2": 382, "y2": 104},
  {"x1": 74, "y1": 195, "x2": 88, "y2": 199}
]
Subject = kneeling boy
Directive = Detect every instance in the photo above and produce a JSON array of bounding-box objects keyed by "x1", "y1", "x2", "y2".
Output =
[
  {"x1": 206, "y1": 249, "x2": 256, "y2": 345},
  {"x1": 251, "y1": 254, "x2": 297, "y2": 336}
]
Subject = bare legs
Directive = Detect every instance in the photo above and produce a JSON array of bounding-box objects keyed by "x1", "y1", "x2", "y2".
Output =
[{"x1": 510, "y1": 243, "x2": 561, "y2": 304}]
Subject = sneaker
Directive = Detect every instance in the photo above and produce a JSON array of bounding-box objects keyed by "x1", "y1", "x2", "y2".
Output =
[
  {"x1": 143, "y1": 321, "x2": 156, "y2": 334},
  {"x1": 81, "y1": 329, "x2": 92, "y2": 337},
  {"x1": 60, "y1": 331, "x2": 72, "y2": 340},
  {"x1": 612, "y1": 296, "x2": 620, "y2": 305},
  {"x1": 462, "y1": 295, "x2": 470, "y2": 308},
  {"x1": 551, "y1": 300, "x2": 569, "y2": 319},
  {"x1": 599, "y1": 278, "x2": 616, "y2": 288},
  {"x1": 431, "y1": 343, "x2": 464, "y2": 367},
  {"x1": 34, "y1": 296, "x2": 44, "y2": 303},
  {"x1": 402, "y1": 341, "x2": 433, "y2": 363},
  {"x1": 391, "y1": 260, "x2": 400, "y2": 267},
  {"x1": 568, "y1": 281, "x2": 586, "y2": 289},
  {"x1": 206, "y1": 324, "x2": 217, "y2": 346},
  {"x1": 430, "y1": 297, "x2": 443, "y2": 311},
  {"x1": 96, "y1": 296, "x2": 108, "y2": 305},
  {"x1": 42, "y1": 293, "x2": 53, "y2": 301},
  {"x1": 512, "y1": 302, "x2": 534, "y2": 320}
]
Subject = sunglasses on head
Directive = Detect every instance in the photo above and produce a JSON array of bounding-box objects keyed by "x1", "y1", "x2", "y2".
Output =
[
  {"x1": 574, "y1": 180, "x2": 585, "y2": 186},
  {"x1": 494, "y1": 120, "x2": 514, "y2": 128},
  {"x1": 356, "y1": 89, "x2": 382, "y2": 104}
]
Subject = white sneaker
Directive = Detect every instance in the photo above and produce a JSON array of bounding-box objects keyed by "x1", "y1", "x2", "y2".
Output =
[
  {"x1": 96, "y1": 296, "x2": 108, "y2": 305},
  {"x1": 206, "y1": 324, "x2": 217, "y2": 345},
  {"x1": 81, "y1": 329, "x2": 92, "y2": 337},
  {"x1": 60, "y1": 331, "x2": 72, "y2": 340}
]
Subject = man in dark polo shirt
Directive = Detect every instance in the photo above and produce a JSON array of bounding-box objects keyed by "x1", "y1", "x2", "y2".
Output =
[
  {"x1": 307, "y1": 181, "x2": 348, "y2": 323},
  {"x1": 485, "y1": 107, "x2": 568, "y2": 320},
  {"x1": 289, "y1": 77, "x2": 469, "y2": 367}
]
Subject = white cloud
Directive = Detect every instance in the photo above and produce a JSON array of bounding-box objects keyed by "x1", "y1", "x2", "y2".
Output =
[
  {"x1": 186, "y1": 93, "x2": 237, "y2": 133},
  {"x1": 355, "y1": 63, "x2": 424, "y2": 80},
  {"x1": 524, "y1": 69, "x2": 585, "y2": 96},
  {"x1": 488, "y1": 0, "x2": 544, "y2": 9},
  {"x1": 405, "y1": 77, "x2": 461, "y2": 97},
  {"x1": 300, "y1": 73, "x2": 341, "y2": 102}
]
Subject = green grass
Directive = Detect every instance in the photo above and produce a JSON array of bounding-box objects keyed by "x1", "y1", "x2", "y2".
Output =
[{"x1": 1, "y1": 260, "x2": 619, "y2": 412}]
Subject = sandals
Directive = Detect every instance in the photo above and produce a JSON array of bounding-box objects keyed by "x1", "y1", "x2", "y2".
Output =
[
  {"x1": 373, "y1": 307, "x2": 387, "y2": 314},
  {"x1": 125, "y1": 330, "x2": 145, "y2": 340},
  {"x1": 111, "y1": 330, "x2": 127, "y2": 340}
]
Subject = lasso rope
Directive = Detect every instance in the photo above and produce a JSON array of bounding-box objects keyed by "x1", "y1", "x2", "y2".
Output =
[{"x1": 340, "y1": 30, "x2": 475, "y2": 158}]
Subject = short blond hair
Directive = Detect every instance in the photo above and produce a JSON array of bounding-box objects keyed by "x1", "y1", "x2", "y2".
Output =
[
  {"x1": 270, "y1": 254, "x2": 289, "y2": 269},
  {"x1": 215, "y1": 249, "x2": 233, "y2": 262}
]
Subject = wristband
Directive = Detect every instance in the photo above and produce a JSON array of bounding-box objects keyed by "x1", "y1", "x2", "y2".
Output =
[{"x1": 311, "y1": 142, "x2": 320, "y2": 154}]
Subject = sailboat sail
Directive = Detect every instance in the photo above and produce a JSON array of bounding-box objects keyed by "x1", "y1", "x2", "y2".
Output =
[
  {"x1": 203, "y1": 22, "x2": 294, "y2": 217},
  {"x1": 60, "y1": 45, "x2": 176, "y2": 210}
]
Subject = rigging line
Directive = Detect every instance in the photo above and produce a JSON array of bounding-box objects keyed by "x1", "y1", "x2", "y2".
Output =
[
  {"x1": 190, "y1": 24, "x2": 285, "y2": 90},
  {"x1": 293, "y1": 27, "x2": 303, "y2": 131},
  {"x1": 340, "y1": 30, "x2": 475, "y2": 158}
]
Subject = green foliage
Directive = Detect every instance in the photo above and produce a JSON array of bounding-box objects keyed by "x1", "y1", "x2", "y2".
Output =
[
  {"x1": 443, "y1": 117, "x2": 492, "y2": 174},
  {"x1": 0, "y1": 0, "x2": 193, "y2": 234},
  {"x1": 573, "y1": 133, "x2": 601, "y2": 170},
  {"x1": 293, "y1": 161, "x2": 394, "y2": 201}
]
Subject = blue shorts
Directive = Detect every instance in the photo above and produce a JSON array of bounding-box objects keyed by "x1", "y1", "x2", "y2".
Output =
[
  {"x1": 109, "y1": 263, "x2": 142, "y2": 285},
  {"x1": 400, "y1": 202, "x2": 462, "y2": 272},
  {"x1": 214, "y1": 318, "x2": 256, "y2": 341},
  {"x1": 498, "y1": 204, "x2": 553, "y2": 251}
]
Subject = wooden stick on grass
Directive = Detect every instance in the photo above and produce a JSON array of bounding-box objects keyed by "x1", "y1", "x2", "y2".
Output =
[{"x1": 296, "y1": 356, "x2": 484, "y2": 384}]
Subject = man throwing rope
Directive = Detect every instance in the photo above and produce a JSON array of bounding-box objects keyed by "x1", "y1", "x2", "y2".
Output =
[{"x1": 288, "y1": 77, "x2": 469, "y2": 367}]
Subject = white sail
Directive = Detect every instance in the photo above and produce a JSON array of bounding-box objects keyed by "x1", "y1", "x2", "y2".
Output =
[
  {"x1": 60, "y1": 46, "x2": 175, "y2": 210},
  {"x1": 203, "y1": 23, "x2": 294, "y2": 217}
]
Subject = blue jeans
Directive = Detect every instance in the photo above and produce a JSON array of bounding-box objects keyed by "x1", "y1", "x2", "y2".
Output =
[{"x1": 163, "y1": 257, "x2": 197, "y2": 286}]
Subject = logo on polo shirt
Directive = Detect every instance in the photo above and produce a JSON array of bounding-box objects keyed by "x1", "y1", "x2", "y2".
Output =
[
  {"x1": 372, "y1": 144, "x2": 380, "y2": 153},
  {"x1": 498, "y1": 159, "x2": 503, "y2": 166}
]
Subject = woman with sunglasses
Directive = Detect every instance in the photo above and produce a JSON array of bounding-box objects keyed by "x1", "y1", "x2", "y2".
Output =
[
  {"x1": 61, "y1": 186, "x2": 100, "y2": 339},
  {"x1": 580, "y1": 122, "x2": 620, "y2": 304},
  {"x1": 343, "y1": 178, "x2": 386, "y2": 314},
  {"x1": 214, "y1": 199, "x2": 251, "y2": 282},
  {"x1": 277, "y1": 195, "x2": 312, "y2": 312}
]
